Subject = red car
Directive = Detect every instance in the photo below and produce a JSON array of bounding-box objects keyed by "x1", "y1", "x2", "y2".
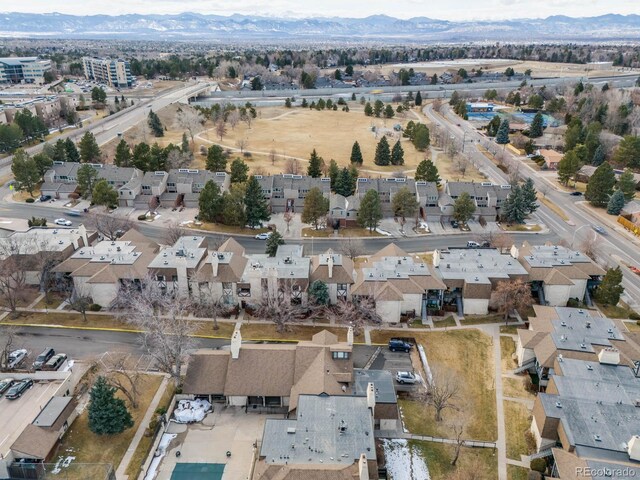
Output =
[{"x1": 629, "y1": 266, "x2": 640, "y2": 275}]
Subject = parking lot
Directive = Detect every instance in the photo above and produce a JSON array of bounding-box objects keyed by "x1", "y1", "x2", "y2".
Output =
[
  {"x1": 0, "y1": 380, "x2": 65, "y2": 457},
  {"x1": 354, "y1": 344, "x2": 420, "y2": 393}
]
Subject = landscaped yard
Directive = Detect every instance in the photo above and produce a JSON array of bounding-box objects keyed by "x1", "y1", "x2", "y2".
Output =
[
  {"x1": 389, "y1": 329, "x2": 497, "y2": 442},
  {"x1": 499, "y1": 325, "x2": 520, "y2": 335},
  {"x1": 503, "y1": 377, "x2": 535, "y2": 401},
  {"x1": 500, "y1": 336, "x2": 517, "y2": 371},
  {"x1": 596, "y1": 302, "x2": 635, "y2": 319},
  {"x1": 460, "y1": 314, "x2": 504, "y2": 325},
  {"x1": 33, "y1": 292, "x2": 67, "y2": 310},
  {"x1": 301, "y1": 227, "x2": 383, "y2": 238},
  {"x1": 55, "y1": 375, "x2": 163, "y2": 478},
  {"x1": 432, "y1": 315, "x2": 456, "y2": 328},
  {"x1": 240, "y1": 323, "x2": 365, "y2": 343},
  {"x1": 624, "y1": 321, "x2": 640, "y2": 332},
  {"x1": 504, "y1": 400, "x2": 535, "y2": 460},
  {"x1": 407, "y1": 440, "x2": 497, "y2": 480},
  {"x1": 508, "y1": 465, "x2": 530, "y2": 480}
]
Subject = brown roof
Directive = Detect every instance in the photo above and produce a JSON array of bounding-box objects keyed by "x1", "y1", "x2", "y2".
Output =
[
  {"x1": 225, "y1": 345, "x2": 297, "y2": 396},
  {"x1": 533, "y1": 335, "x2": 560, "y2": 367},
  {"x1": 309, "y1": 256, "x2": 355, "y2": 284},
  {"x1": 572, "y1": 261, "x2": 606, "y2": 277},
  {"x1": 182, "y1": 351, "x2": 229, "y2": 394},
  {"x1": 218, "y1": 237, "x2": 245, "y2": 255},
  {"x1": 519, "y1": 330, "x2": 548, "y2": 349},
  {"x1": 254, "y1": 463, "x2": 359, "y2": 480},
  {"x1": 11, "y1": 424, "x2": 60, "y2": 460},
  {"x1": 370, "y1": 243, "x2": 409, "y2": 260},
  {"x1": 119, "y1": 228, "x2": 159, "y2": 251},
  {"x1": 551, "y1": 448, "x2": 588, "y2": 480},
  {"x1": 544, "y1": 269, "x2": 574, "y2": 286}
]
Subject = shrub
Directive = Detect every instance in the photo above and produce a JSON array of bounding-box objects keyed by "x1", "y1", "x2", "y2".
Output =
[
  {"x1": 25, "y1": 197, "x2": 35, "y2": 203},
  {"x1": 530, "y1": 458, "x2": 546, "y2": 473},
  {"x1": 155, "y1": 406, "x2": 167, "y2": 415},
  {"x1": 137, "y1": 214, "x2": 148, "y2": 221},
  {"x1": 69, "y1": 192, "x2": 80, "y2": 200},
  {"x1": 566, "y1": 298, "x2": 580, "y2": 308},
  {"x1": 630, "y1": 312, "x2": 640, "y2": 321},
  {"x1": 89, "y1": 304, "x2": 102, "y2": 312},
  {"x1": 243, "y1": 152, "x2": 252, "y2": 158}
]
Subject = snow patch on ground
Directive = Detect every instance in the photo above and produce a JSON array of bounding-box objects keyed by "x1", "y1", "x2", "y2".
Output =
[
  {"x1": 375, "y1": 227, "x2": 392, "y2": 236},
  {"x1": 382, "y1": 439, "x2": 430, "y2": 480},
  {"x1": 144, "y1": 433, "x2": 177, "y2": 480},
  {"x1": 51, "y1": 456, "x2": 76, "y2": 474}
]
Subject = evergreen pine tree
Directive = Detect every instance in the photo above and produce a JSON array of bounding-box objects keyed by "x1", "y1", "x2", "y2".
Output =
[
  {"x1": 328, "y1": 160, "x2": 340, "y2": 191},
  {"x1": 77, "y1": 164, "x2": 99, "y2": 199},
  {"x1": 449, "y1": 90, "x2": 460, "y2": 106},
  {"x1": 595, "y1": 267, "x2": 624, "y2": 306},
  {"x1": 78, "y1": 132, "x2": 101, "y2": 163},
  {"x1": 92, "y1": 179, "x2": 118, "y2": 208},
  {"x1": 452, "y1": 192, "x2": 476, "y2": 224},
  {"x1": 65, "y1": 138, "x2": 80, "y2": 162},
  {"x1": 206, "y1": 145, "x2": 228, "y2": 172},
  {"x1": 230, "y1": 158, "x2": 249, "y2": 184},
  {"x1": 181, "y1": 132, "x2": 190, "y2": 154},
  {"x1": 374, "y1": 137, "x2": 391, "y2": 166},
  {"x1": 617, "y1": 169, "x2": 637, "y2": 202},
  {"x1": 350, "y1": 141, "x2": 363, "y2": 165},
  {"x1": 357, "y1": 190, "x2": 383, "y2": 232},
  {"x1": 308, "y1": 280, "x2": 329, "y2": 305},
  {"x1": 307, "y1": 149, "x2": 323, "y2": 178},
  {"x1": 335, "y1": 168, "x2": 354, "y2": 197},
  {"x1": 391, "y1": 141, "x2": 404, "y2": 166},
  {"x1": 114, "y1": 139, "x2": 132, "y2": 167},
  {"x1": 198, "y1": 180, "x2": 223, "y2": 223},
  {"x1": 53, "y1": 139, "x2": 67, "y2": 162},
  {"x1": 88, "y1": 376, "x2": 133, "y2": 435},
  {"x1": 384, "y1": 104, "x2": 395, "y2": 119},
  {"x1": 265, "y1": 231, "x2": 285, "y2": 257},
  {"x1": 412, "y1": 123, "x2": 430, "y2": 151},
  {"x1": 591, "y1": 144, "x2": 606, "y2": 166},
  {"x1": 415, "y1": 91, "x2": 422, "y2": 106},
  {"x1": 502, "y1": 185, "x2": 528, "y2": 224},
  {"x1": 585, "y1": 162, "x2": 616, "y2": 208},
  {"x1": 245, "y1": 176, "x2": 271, "y2": 228},
  {"x1": 607, "y1": 189, "x2": 626, "y2": 215},
  {"x1": 557, "y1": 150, "x2": 581, "y2": 186},
  {"x1": 496, "y1": 119, "x2": 510, "y2": 144},
  {"x1": 348, "y1": 164, "x2": 359, "y2": 195},
  {"x1": 521, "y1": 178, "x2": 539, "y2": 214},
  {"x1": 301, "y1": 187, "x2": 330, "y2": 229},
  {"x1": 147, "y1": 110, "x2": 164, "y2": 137},
  {"x1": 529, "y1": 112, "x2": 544, "y2": 138},
  {"x1": 415, "y1": 159, "x2": 441, "y2": 185},
  {"x1": 364, "y1": 102, "x2": 373, "y2": 116}
]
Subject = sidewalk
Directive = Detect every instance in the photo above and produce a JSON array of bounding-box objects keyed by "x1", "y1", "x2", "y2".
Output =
[{"x1": 115, "y1": 374, "x2": 171, "y2": 480}]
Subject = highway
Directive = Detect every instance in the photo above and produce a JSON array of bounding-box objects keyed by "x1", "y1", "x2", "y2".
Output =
[{"x1": 424, "y1": 103, "x2": 640, "y2": 309}]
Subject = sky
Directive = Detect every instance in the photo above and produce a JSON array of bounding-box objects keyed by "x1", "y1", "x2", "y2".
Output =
[{"x1": 2, "y1": 0, "x2": 637, "y2": 21}]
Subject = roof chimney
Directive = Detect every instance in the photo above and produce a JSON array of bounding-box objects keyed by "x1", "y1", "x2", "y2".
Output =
[
  {"x1": 598, "y1": 347, "x2": 620, "y2": 365},
  {"x1": 366, "y1": 382, "x2": 376, "y2": 415},
  {"x1": 211, "y1": 252, "x2": 219, "y2": 277},
  {"x1": 347, "y1": 326, "x2": 354, "y2": 347},
  {"x1": 328, "y1": 255, "x2": 334, "y2": 279},
  {"x1": 629, "y1": 435, "x2": 640, "y2": 461},
  {"x1": 231, "y1": 330, "x2": 242, "y2": 360},
  {"x1": 358, "y1": 453, "x2": 369, "y2": 480},
  {"x1": 433, "y1": 249, "x2": 441, "y2": 268}
]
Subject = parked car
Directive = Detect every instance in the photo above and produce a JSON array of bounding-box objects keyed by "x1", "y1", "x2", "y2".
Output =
[
  {"x1": 569, "y1": 191, "x2": 583, "y2": 196},
  {"x1": 54, "y1": 218, "x2": 72, "y2": 227},
  {"x1": 629, "y1": 266, "x2": 640, "y2": 275},
  {"x1": 39, "y1": 195, "x2": 51, "y2": 202},
  {"x1": 0, "y1": 378, "x2": 14, "y2": 395},
  {"x1": 43, "y1": 353, "x2": 67, "y2": 371},
  {"x1": 66, "y1": 210, "x2": 83, "y2": 217},
  {"x1": 450, "y1": 220, "x2": 459, "y2": 229},
  {"x1": 255, "y1": 232, "x2": 272, "y2": 240},
  {"x1": 592, "y1": 225, "x2": 607, "y2": 235},
  {"x1": 5, "y1": 379, "x2": 33, "y2": 399},
  {"x1": 388, "y1": 339, "x2": 412, "y2": 352},
  {"x1": 395, "y1": 371, "x2": 418, "y2": 384},
  {"x1": 33, "y1": 347, "x2": 55, "y2": 370},
  {"x1": 7, "y1": 349, "x2": 27, "y2": 369},
  {"x1": 467, "y1": 241, "x2": 481, "y2": 248}
]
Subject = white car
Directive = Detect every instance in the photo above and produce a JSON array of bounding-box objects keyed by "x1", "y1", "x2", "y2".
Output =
[
  {"x1": 255, "y1": 232, "x2": 272, "y2": 240},
  {"x1": 7, "y1": 349, "x2": 27, "y2": 369},
  {"x1": 54, "y1": 218, "x2": 72, "y2": 227},
  {"x1": 395, "y1": 371, "x2": 418, "y2": 385}
]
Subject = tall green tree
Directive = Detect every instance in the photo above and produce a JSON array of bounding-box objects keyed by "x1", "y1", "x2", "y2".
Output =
[
  {"x1": 244, "y1": 175, "x2": 270, "y2": 228},
  {"x1": 350, "y1": 141, "x2": 363, "y2": 165},
  {"x1": 52, "y1": 139, "x2": 68, "y2": 162},
  {"x1": 607, "y1": 189, "x2": 626, "y2": 215},
  {"x1": 612, "y1": 135, "x2": 640, "y2": 169},
  {"x1": 617, "y1": 169, "x2": 637, "y2": 202},
  {"x1": 364, "y1": 102, "x2": 373, "y2": 116},
  {"x1": 114, "y1": 139, "x2": 132, "y2": 167},
  {"x1": 90, "y1": 87, "x2": 107, "y2": 104},
  {"x1": 391, "y1": 140, "x2": 404, "y2": 165},
  {"x1": 585, "y1": 162, "x2": 616, "y2": 208},
  {"x1": 78, "y1": 132, "x2": 101, "y2": 163},
  {"x1": 357, "y1": 190, "x2": 383, "y2": 232},
  {"x1": 521, "y1": 178, "x2": 538, "y2": 214},
  {"x1": 0, "y1": 124, "x2": 24, "y2": 153},
  {"x1": 415, "y1": 91, "x2": 422, "y2": 106},
  {"x1": 374, "y1": 136, "x2": 391, "y2": 166},
  {"x1": 328, "y1": 159, "x2": 340, "y2": 190},
  {"x1": 335, "y1": 168, "x2": 355, "y2": 197},
  {"x1": 206, "y1": 144, "x2": 227, "y2": 172},
  {"x1": 221, "y1": 184, "x2": 247, "y2": 226},
  {"x1": 486, "y1": 116, "x2": 501, "y2": 137},
  {"x1": 502, "y1": 185, "x2": 528, "y2": 224},
  {"x1": 308, "y1": 280, "x2": 329, "y2": 305},
  {"x1": 495, "y1": 119, "x2": 510, "y2": 144},
  {"x1": 373, "y1": 100, "x2": 384, "y2": 118},
  {"x1": 301, "y1": 187, "x2": 329, "y2": 229},
  {"x1": 33, "y1": 152, "x2": 53, "y2": 177},
  {"x1": 77, "y1": 164, "x2": 99, "y2": 199},
  {"x1": 92, "y1": 179, "x2": 118, "y2": 208},
  {"x1": 412, "y1": 123, "x2": 430, "y2": 151},
  {"x1": 557, "y1": 150, "x2": 581, "y2": 186},
  {"x1": 13, "y1": 109, "x2": 47, "y2": 141},
  {"x1": 230, "y1": 158, "x2": 249, "y2": 183},
  {"x1": 265, "y1": 230, "x2": 284, "y2": 257},
  {"x1": 181, "y1": 132, "x2": 191, "y2": 155},
  {"x1": 415, "y1": 159, "x2": 441, "y2": 185},
  {"x1": 384, "y1": 104, "x2": 395, "y2": 119},
  {"x1": 453, "y1": 192, "x2": 476, "y2": 224},
  {"x1": 583, "y1": 122, "x2": 602, "y2": 162},
  {"x1": 591, "y1": 144, "x2": 606, "y2": 166},
  {"x1": 132, "y1": 142, "x2": 151, "y2": 171},
  {"x1": 529, "y1": 112, "x2": 544, "y2": 138},
  {"x1": 148, "y1": 143, "x2": 167, "y2": 171},
  {"x1": 11, "y1": 149, "x2": 40, "y2": 196},
  {"x1": 307, "y1": 149, "x2": 323, "y2": 178},
  {"x1": 595, "y1": 267, "x2": 624, "y2": 306},
  {"x1": 88, "y1": 376, "x2": 133, "y2": 436},
  {"x1": 198, "y1": 180, "x2": 223, "y2": 223},
  {"x1": 147, "y1": 110, "x2": 164, "y2": 137},
  {"x1": 65, "y1": 138, "x2": 80, "y2": 162},
  {"x1": 392, "y1": 186, "x2": 419, "y2": 233},
  {"x1": 564, "y1": 118, "x2": 585, "y2": 152}
]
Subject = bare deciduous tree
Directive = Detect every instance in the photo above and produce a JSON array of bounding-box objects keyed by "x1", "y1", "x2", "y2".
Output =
[
  {"x1": 339, "y1": 238, "x2": 364, "y2": 260},
  {"x1": 476, "y1": 231, "x2": 513, "y2": 254},
  {"x1": 270, "y1": 148, "x2": 277, "y2": 165},
  {"x1": 177, "y1": 108, "x2": 204, "y2": 147},
  {"x1": 215, "y1": 121, "x2": 227, "y2": 141},
  {"x1": 166, "y1": 148, "x2": 191, "y2": 170},
  {"x1": 99, "y1": 352, "x2": 143, "y2": 408},
  {"x1": 254, "y1": 280, "x2": 308, "y2": 333},
  {"x1": 236, "y1": 138, "x2": 248, "y2": 153},
  {"x1": 164, "y1": 222, "x2": 186, "y2": 246},
  {"x1": 87, "y1": 213, "x2": 133, "y2": 241},
  {"x1": 580, "y1": 232, "x2": 600, "y2": 263},
  {"x1": 453, "y1": 154, "x2": 469, "y2": 178},
  {"x1": 539, "y1": 182, "x2": 551, "y2": 198},
  {"x1": 121, "y1": 280, "x2": 197, "y2": 386},
  {"x1": 228, "y1": 110, "x2": 241, "y2": 130},
  {"x1": 283, "y1": 211, "x2": 294, "y2": 233},
  {"x1": 0, "y1": 325, "x2": 19, "y2": 370},
  {"x1": 491, "y1": 278, "x2": 534, "y2": 322},
  {"x1": 420, "y1": 367, "x2": 460, "y2": 422},
  {"x1": 324, "y1": 298, "x2": 381, "y2": 335},
  {"x1": 0, "y1": 238, "x2": 28, "y2": 314},
  {"x1": 68, "y1": 294, "x2": 92, "y2": 322},
  {"x1": 284, "y1": 158, "x2": 301, "y2": 175}
]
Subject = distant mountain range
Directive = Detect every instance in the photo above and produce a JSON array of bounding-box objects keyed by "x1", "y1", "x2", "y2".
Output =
[{"x1": 0, "y1": 12, "x2": 639, "y2": 41}]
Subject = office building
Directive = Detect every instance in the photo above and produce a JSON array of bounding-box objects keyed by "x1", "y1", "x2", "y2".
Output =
[{"x1": 82, "y1": 57, "x2": 133, "y2": 88}]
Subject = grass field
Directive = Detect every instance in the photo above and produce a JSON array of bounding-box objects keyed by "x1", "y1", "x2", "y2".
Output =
[
  {"x1": 408, "y1": 440, "x2": 497, "y2": 480},
  {"x1": 503, "y1": 377, "x2": 536, "y2": 401},
  {"x1": 389, "y1": 329, "x2": 496, "y2": 441},
  {"x1": 56, "y1": 375, "x2": 163, "y2": 479},
  {"x1": 432, "y1": 148, "x2": 486, "y2": 183},
  {"x1": 624, "y1": 321, "x2": 640, "y2": 332},
  {"x1": 460, "y1": 314, "x2": 504, "y2": 325},
  {"x1": 596, "y1": 302, "x2": 634, "y2": 319},
  {"x1": 432, "y1": 315, "x2": 456, "y2": 328},
  {"x1": 504, "y1": 400, "x2": 535, "y2": 460},
  {"x1": 240, "y1": 323, "x2": 364, "y2": 343},
  {"x1": 500, "y1": 336, "x2": 517, "y2": 371},
  {"x1": 508, "y1": 465, "x2": 530, "y2": 480}
]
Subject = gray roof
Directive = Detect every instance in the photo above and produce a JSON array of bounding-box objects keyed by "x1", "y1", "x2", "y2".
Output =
[
  {"x1": 148, "y1": 236, "x2": 207, "y2": 270},
  {"x1": 550, "y1": 308, "x2": 625, "y2": 352},
  {"x1": 141, "y1": 170, "x2": 168, "y2": 187},
  {"x1": 434, "y1": 248, "x2": 527, "y2": 284},
  {"x1": 272, "y1": 174, "x2": 331, "y2": 193},
  {"x1": 353, "y1": 369, "x2": 396, "y2": 404},
  {"x1": 32, "y1": 396, "x2": 73, "y2": 428},
  {"x1": 260, "y1": 394, "x2": 375, "y2": 465},
  {"x1": 168, "y1": 169, "x2": 227, "y2": 187},
  {"x1": 415, "y1": 181, "x2": 439, "y2": 200},
  {"x1": 446, "y1": 181, "x2": 512, "y2": 202},
  {"x1": 521, "y1": 245, "x2": 595, "y2": 269}
]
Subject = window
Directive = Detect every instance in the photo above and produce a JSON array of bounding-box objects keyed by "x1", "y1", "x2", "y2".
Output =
[
  {"x1": 142, "y1": 185, "x2": 151, "y2": 191},
  {"x1": 156, "y1": 275, "x2": 165, "y2": 282},
  {"x1": 171, "y1": 275, "x2": 178, "y2": 282},
  {"x1": 332, "y1": 351, "x2": 350, "y2": 360}
]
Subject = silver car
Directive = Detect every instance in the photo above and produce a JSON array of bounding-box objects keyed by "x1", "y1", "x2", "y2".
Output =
[{"x1": 395, "y1": 371, "x2": 418, "y2": 384}]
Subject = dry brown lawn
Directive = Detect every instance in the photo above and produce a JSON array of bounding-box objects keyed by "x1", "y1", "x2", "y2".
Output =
[
  {"x1": 504, "y1": 400, "x2": 535, "y2": 460},
  {"x1": 503, "y1": 377, "x2": 536, "y2": 401},
  {"x1": 432, "y1": 148, "x2": 486, "y2": 183},
  {"x1": 500, "y1": 336, "x2": 518, "y2": 371},
  {"x1": 240, "y1": 323, "x2": 365, "y2": 343}
]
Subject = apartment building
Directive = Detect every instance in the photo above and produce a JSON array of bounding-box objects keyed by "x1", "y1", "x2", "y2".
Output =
[
  {"x1": 256, "y1": 174, "x2": 331, "y2": 213},
  {"x1": 147, "y1": 236, "x2": 208, "y2": 297},
  {"x1": 0, "y1": 57, "x2": 52, "y2": 84},
  {"x1": 441, "y1": 181, "x2": 512, "y2": 222},
  {"x1": 82, "y1": 57, "x2": 133, "y2": 88},
  {"x1": 194, "y1": 238, "x2": 248, "y2": 306},
  {"x1": 309, "y1": 250, "x2": 355, "y2": 304}
]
